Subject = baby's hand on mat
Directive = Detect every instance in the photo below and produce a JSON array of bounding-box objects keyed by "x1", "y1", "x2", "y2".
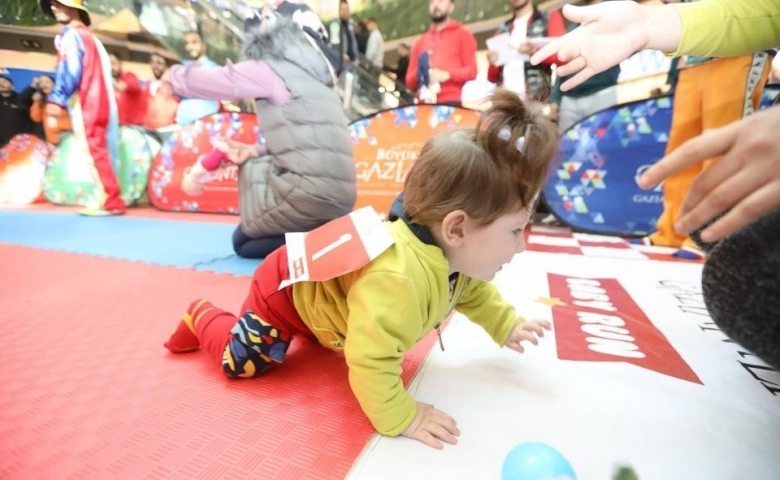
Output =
[
  {"x1": 402, "y1": 401, "x2": 460, "y2": 450},
  {"x1": 504, "y1": 320, "x2": 552, "y2": 353}
]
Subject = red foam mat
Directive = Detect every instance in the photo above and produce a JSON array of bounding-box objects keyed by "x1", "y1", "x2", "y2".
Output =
[{"x1": 0, "y1": 244, "x2": 437, "y2": 479}]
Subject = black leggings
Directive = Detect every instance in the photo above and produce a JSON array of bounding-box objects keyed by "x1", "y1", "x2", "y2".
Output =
[{"x1": 231, "y1": 225, "x2": 285, "y2": 259}]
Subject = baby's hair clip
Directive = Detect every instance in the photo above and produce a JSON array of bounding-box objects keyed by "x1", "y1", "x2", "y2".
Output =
[
  {"x1": 498, "y1": 126, "x2": 527, "y2": 154},
  {"x1": 515, "y1": 136, "x2": 526, "y2": 153}
]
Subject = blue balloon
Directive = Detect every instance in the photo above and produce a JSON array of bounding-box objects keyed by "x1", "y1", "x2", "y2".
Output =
[{"x1": 501, "y1": 442, "x2": 577, "y2": 480}]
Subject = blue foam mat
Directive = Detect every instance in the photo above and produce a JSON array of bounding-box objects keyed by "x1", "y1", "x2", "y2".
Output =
[{"x1": 0, "y1": 211, "x2": 260, "y2": 277}]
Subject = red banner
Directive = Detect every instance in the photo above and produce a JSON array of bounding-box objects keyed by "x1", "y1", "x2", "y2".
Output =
[
  {"x1": 0, "y1": 134, "x2": 49, "y2": 205},
  {"x1": 147, "y1": 106, "x2": 482, "y2": 216},
  {"x1": 147, "y1": 113, "x2": 257, "y2": 214},
  {"x1": 547, "y1": 274, "x2": 701, "y2": 384}
]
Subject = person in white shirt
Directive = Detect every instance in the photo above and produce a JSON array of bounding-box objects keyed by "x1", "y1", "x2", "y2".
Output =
[
  {"x1": 364, "y1": 18, "x2": 385, "y2": 69},
  {"x1": 485, "y1": 0, "x2": 566, "y2": 100}
]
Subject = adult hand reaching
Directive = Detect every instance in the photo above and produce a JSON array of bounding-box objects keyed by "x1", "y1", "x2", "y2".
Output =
[
  {"x1": 530, "y1": 2, "x2": 681, "y2": 91},
  {"x1": 638, "y1": 106, "x2": 780, "y2": 243}
]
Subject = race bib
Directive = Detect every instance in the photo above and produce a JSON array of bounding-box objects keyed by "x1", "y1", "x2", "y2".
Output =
[{"x1": 279, "y1": 206, "x2": 395, "y2": 289}]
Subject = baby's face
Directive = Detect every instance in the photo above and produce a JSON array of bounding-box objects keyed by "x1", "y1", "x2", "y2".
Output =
[{"x1": 449, "y1": 208, "x2": 531, "y2": 282}]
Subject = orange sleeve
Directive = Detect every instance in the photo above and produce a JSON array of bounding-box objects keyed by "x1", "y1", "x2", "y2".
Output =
[
  {"x1": 59, "y1": 109, "x2": 72, "y2": 132},
  {"x1": 30, "y1": 102, "x2": 43, "y2": 123}
]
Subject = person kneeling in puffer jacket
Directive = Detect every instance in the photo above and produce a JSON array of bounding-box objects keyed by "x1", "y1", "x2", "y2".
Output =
[{"x1": 168, "y1": 3, "x2": 356, "y2": 258}]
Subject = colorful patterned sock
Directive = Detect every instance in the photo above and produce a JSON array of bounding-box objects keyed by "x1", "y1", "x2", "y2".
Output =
[
  {"x1": 163, "y1": 299, "x2": 212, "y2": 353},
  {"x1": 221, "y1": 311, "x2": 292, "y2": 378}
]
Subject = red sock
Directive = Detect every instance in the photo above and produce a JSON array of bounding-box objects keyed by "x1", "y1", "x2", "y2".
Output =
[
  {"x1": 164, "y1": 300, "x2": 237, "y2": 367},
  {"x1": 164, "y1": 299, "x2": 212, "y2": 353},
  {"x1": 195, "y1": 308, "x2": 237, "y2": 366}
]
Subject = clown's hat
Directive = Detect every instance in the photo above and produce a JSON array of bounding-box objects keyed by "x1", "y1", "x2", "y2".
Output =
[{"x1": 40, "y1": 0, "x2": 91, "y2": 27}]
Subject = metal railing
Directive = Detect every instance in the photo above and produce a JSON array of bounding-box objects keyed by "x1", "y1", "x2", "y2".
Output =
[{"x1": 337, "y1": 58, "x2": 417, "y2": 120}]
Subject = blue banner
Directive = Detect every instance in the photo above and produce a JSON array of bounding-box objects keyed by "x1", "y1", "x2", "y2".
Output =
[
  {"x1": 542, "y1": 96, "x2": 673, "y2": 236},
  {"x1": 543, "y1": 84, "x2": 779, "y2": 237},
  {"x1": 760, "y1": 83, "x2": 779, "y2": 109},
  {"x1": 3, "y1": 68, "x2": 54, "y2": 91}
]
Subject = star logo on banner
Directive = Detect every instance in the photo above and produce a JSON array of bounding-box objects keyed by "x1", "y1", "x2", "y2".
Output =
[
  {"x1": 394, "y1": 107, "x2": 418, "y2": 127},
  {"x1": 535, "y1": 297, "x2": 568, "y2": 307}
]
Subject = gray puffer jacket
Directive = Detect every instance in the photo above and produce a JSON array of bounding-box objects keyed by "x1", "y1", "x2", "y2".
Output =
[{"x1": 239, "y1": 19, "x2": 356, "y2": 237}]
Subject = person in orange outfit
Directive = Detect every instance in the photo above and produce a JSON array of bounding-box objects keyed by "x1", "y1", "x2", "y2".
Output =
[
  {"x1": 143, "y1": 53, "x2": 179, "y2": 131},
  {"x1": 29, "y1": 75, "x2": 72, "y2": 145},
  {"x1": 646, "y1": 50, "x2": 770, "y2": 258}
]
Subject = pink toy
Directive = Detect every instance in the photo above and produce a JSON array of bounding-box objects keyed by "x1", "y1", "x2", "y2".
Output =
[{"x1": 200, "y1": 149, "x2": 229, "y2": 171}]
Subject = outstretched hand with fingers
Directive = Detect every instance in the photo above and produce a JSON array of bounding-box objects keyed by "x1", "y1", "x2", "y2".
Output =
[
  {"x1": 504, "y1": 320, "x2": 552, "y2": 353},
  {"x1": 530, "y1": 2, "x2": 650, "y2": 91},
  {"x1": 401, "y1": 402, "x2": 461, "y2": 450},
  {"x1": 638, "y1": 105, "x2": 780, "y2": 243}
]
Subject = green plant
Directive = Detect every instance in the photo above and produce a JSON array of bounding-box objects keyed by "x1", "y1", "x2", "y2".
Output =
[
  {"x1": 0, "y1": 0, "x2": 56, "y2": 26},
  {"x1": 613, "y1": 465, "x2": 639, "y2": 480}
]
